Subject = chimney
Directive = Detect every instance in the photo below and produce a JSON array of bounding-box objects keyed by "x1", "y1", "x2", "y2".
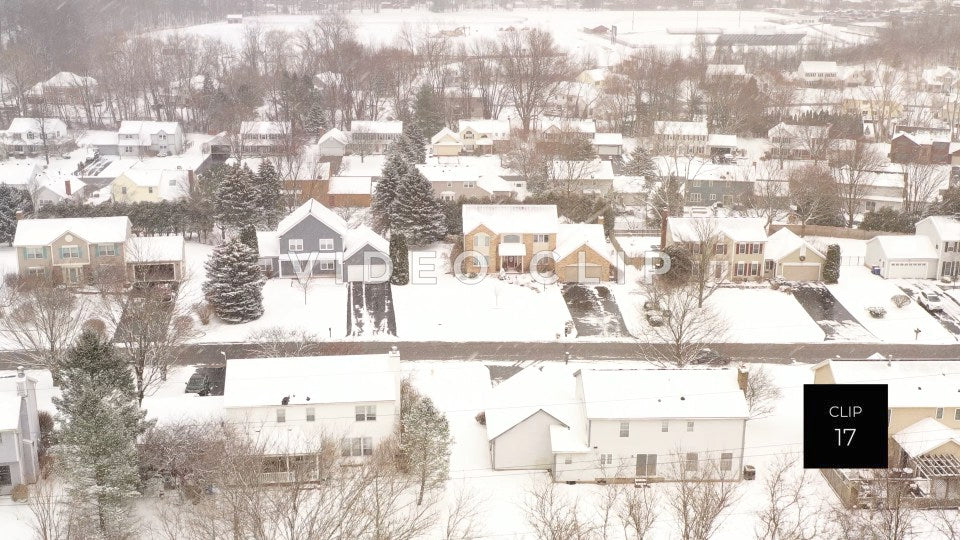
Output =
[
  {"x1": 737, "y1": 363, "x2": 749, "y2": 394},
  {"x1": 16, "y1": 366, "x2": 26, "y2": 398},
  {"x1": 659, "y1": 207, "x2": 669, "y2": 249},
  {"x1": 64, "y1": 178, "x2": 71, "y2": 196}
]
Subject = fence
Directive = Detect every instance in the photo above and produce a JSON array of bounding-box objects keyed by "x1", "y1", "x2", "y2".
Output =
[
  {"x1": 820, "y1": 468, "x2": 860, "y2": 508},
  {"x1": 769, "y1": 224, "x2": 906, "y2": 240}
]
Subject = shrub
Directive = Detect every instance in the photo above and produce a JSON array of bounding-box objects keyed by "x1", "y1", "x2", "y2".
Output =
[
  {"x1": 10, "y1": 484, "x2": 28, "y2": 502},
  {"x1": 38, "y1": 410, "x2": 54, "y2": 458},
  {"x1": 475, "y1": 411, "x2": 486, "y2": 425},
  {"x1": 867, "y1": 306, "x2": 887, "y2": 318},
  {"x1": 82, "y1": 318, "x2": 106, "y2": 336},
  {"x1": 193, "y1": 302, "x2": 212, "y2": 325},
  {"x1": 891, "y1": 294, "x2": 911, "y2": 308},
  {"x1": 823, "y1": 244, "x2": 841, "y2": 284}
]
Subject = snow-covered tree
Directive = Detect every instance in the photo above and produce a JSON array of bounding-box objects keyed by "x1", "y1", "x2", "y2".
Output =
[
  {"x1": 823, "y1": 244, "x2": 841, "y2": 284},
  {"x1": 400, "y1": 395, "x2": 452, "y2": 505},
  {"x1": 214, "y1": 165, "x2": 257, "y2": 235},
  {"x1": 412, "y1": 84, "x2": 445, "y2": 141},
  {"x1": 202, "y1": 238, "x2": 265, "y2": 323},
  {"x1": 53, "y1": 330, "x2": 148, "y2": 538},
  {"x1": 390, "y1": 233, "x2": 409, "y2": 285},
  {"x1": 304, "y1": 101, "x2": 328, "y2": 138},
  {"x1": 0, "y1": 183, "x2": 18, "y2": 245},
  {"x1": 393, "y1": 167, "x2": 447, "y2": 245},
  {"x1": 372, "y1": 151, "x2": 408, "y2": 234},
  {"x1": 256, "y1": 160, "x2": 282, "y2": 229},
  {"x1": 622, "y1": 146, "x2": 658, "y2": 180},
  {"x1": 400, "y1": 121, "x2": 427, "y2": 165}
]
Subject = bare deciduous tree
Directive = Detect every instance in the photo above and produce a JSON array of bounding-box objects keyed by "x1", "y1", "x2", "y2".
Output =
[
  {"x1": 522, "y1": 478, "x2": 597, "y2": 540},
  {"x1": 755, "y1": 453, "x2": 827, "y2": 540},
  {"x1": 666, "y1": 454, "x2": 740, "y2": 540},
  {"x1": 831, "y1": 141, "x2": 886, "y2": 227},
  {"x1": 744, "y1": 364, "x2": 783, "y2": 419},
  {"x1": 639, "y1": 281, "x2": 729, "y2": 367},
  {"x1": 500, "y1": 29, "x2": 570, "y2": 133}
]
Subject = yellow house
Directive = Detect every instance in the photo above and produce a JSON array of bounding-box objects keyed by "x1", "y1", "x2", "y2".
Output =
[
  {"x1": 112, "y1": 168, "x2": 190, "y2": 203},
  {"x1": 430, "y1": 127, "x2": 462, "y2": 157}
]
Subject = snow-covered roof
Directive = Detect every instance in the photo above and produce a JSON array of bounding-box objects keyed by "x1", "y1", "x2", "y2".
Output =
[
  {"x1": 430, "y1": 127, "x2": 461, "y2": 145},
  {"x1": 892, "y1": 131, "x2": 950, "y2": 146},
  {"x1": 462, "y1": 204, "x2": 558, "y2": 234},
  {"x1": 223, "y1": 354, "x2": 398, "y2": 408},
  {"x1": 0, "y1": 161, "x2": 41, "y2": 187},
  {"x1": 417, "y1": 165, "x2": 514, "y2": 194},
  {"x1": 798, "y1": 60, "x2": 838, "y2": 73},
  {"x1": 813, "y1": 360, "x2": 960, "y2": 408},
  {"x1": 256, "y1": 231, "x2": 279, "y2": 258},
  {"x1": 240, "y1": 121, "x2": 289, "y2": 136},
  {"x1": 36, "y1": 171, "x2": 84, "y2": 199},
  {"x1": 654, "y1": 120, "x2": 708, "y2": 137},
  {"x1": 555, "y1": 223, "x2": 619, "y2": 265},
  {"x1": 768, "y1": 122, "x2": 829, "y2": 140},
  {"x1": 13, "y1": 216, "x2": 131, "y2": 246},
  {"x1": 116, "y1": 168, "x2": 189, "y2": 200},
  {"x1": 535, "y1": 117, "x2": 596, "y2": 135},
  {"x1": 578, "y1": 68, "x2": 608, "y2": 83},
  {"x1": 577, "y1": 369, "x2": 749, "y2": 420},
  {"x1": 764, "y1": 228, "x2": 824, "y2": 261},
  {"x1": 6, "y1": 117, "x2": 67, "y2": 136},
  {"x1": 549, "y1": 159, "x2": 614, "y2": 181},
  {"x1": 485, "y1": 365, "x2": 579, "y2": 441},
  {"x1": 593, "y1": 133, "x2": 623, "y2": 146},
  {"x1": 918, "y1": 216, "x2": 960, "y2": 240},
  {"x1": 0, "y1": 373, "x2": 35, "y2": 431},
  {"x1": 125, "y1": 235, "x2": 184, "y2": 263},
  {"x1": 343, "y1": 225, "x2": 388, "y2": 260},
  {"x1": 350, "y1": 120, "x2": 403, "y2": 134},
  {"x1": 894, "y1": 418, "x2": 960, "y2": 458},
  {"x1": 119, "y1": 120, "x2": 181, "y2": 137},
  {"x1": 867, "y1": 235, "x2": 938, "y2": 260},
  {"x1": 31, "y1": 71, "x2": 97, "y2": 92},
  {"x1": 327, "y1": 176, "x2": 372, "y2": 195},
  {"x1": 707, "y1": 133, "x2": 738, "y2": 148},
  {"x1": 318, "y1": 128, "x2": 348, "y2": 145},
  {"x1": 612, "y1": 175, "x2": 645, "y2": 193},
  {"x1": 277, "y1": 199, "x2": 348, "y2": 237},
  {"x1": 458, "y1": 119, "x2": 510, "y2": 136},
  {"x1": 667, "y1": 217, "x2": 767, "y2": 243}
]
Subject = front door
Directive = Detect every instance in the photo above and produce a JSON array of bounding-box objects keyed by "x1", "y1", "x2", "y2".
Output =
[
  {"x1": 63, "y1": 266, "x2": 83, "y2": 285},
  {"x1": 636, "y1": 454, "x2": 657, "y2": 476},
  {"x1": 502, "y1": 256, "x2": 521, "y2": 272}
]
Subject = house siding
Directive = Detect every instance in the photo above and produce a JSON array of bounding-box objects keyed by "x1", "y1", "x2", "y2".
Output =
[{"x1": 490, "y1": 410, "x2": 565, "y2": 470}]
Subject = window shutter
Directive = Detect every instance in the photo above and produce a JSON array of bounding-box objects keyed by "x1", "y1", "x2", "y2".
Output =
[
  {"x1": 42, "y1": 246, "x2": 49, "y2": 259},
  {"x1": 91, "y1": 243, "x2": 98, "y2": 257},
  {"x1": 78, "y1": 245, "x2": 84, "y2": 258},
  {"x1": 649, "y1": 454, "x2": 657, "y2": 474}
]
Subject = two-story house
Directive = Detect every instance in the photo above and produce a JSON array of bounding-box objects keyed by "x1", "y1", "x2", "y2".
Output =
[
  {"x1": 348, "y1": 120, "x2": 403, "y2": 155},
  {"x1": 462, "y1": 204, "x2": 621, "y2": 282},
  {"x1": 118, "y1": 120, "x2": 184, "y2": 158},
  {"x1": 27, "y1": 72, "x2": 98, "y2": 106},
  {"x1": 665, "y1": 217, "x2": 768, "y2": 280},
  {"x1": 417, "y1": 164, "x2": 515, "y2": 201},
  {"x1": 486, "y1": 366, "x2": 749, "y2": 482},
  {"x1": 767, "y1": 122, "x2": 830, "y2": 160},
  {"x1": 915, "y1": 215, "x2": 960, "y2": 280},
  {"x1": 13, "y1": 216, "x2": 132, "y2": 285},
  {"x1": 796, "y1": 61, "x2": 839, "y2": 84},
  {"x1": 240, "y1": 121, "x2": 290, "y2": 156},
  {"x1": 0, "y1": 117, "x2": 69, "y2": 156},
  {"x1": 0, "y1": 367, "x2": 41, "y2": 495},
  {"x1": 111, "y1": 168, "x2": 190, "y2": 203},
  {"x1": 256, "y1": 199, "x2": 389, "y2": 282},
  {"x1": 223, "y1": 348, "x2": 401, "y2": 480},
  {"x1": 458, "y1": 119, "x2": 511, "y2": 154},
  {"x1": 548, "y1": 159, "x2": 615, "y2": 195},
  {"x1": 654, "y1": 121, "x2": 708, "y2": 156}
]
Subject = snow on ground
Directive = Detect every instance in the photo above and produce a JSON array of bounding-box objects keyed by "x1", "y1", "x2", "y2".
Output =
[
  {"x1": 828, "y1": 266, "x2": 956, "y2": 344},
  {"x1": 808, "y1": 235, "x2": 867, "y2": 259},
  {"x1": 708, "y1": 287, "x2": 826, "y2": 343},
  {"x1": 0, "y1": 245, "x2": 16, "y2": 275}
]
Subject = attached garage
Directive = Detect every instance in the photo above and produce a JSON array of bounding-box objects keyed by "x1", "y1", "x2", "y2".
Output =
[
  {"x1": 887, "y1": 261, "x2": 929, "y2": 278},
  {"x1": 345, "y1": 263, "x2": 389, "y2": 283},
  {"x1": 561, "y1": 263, "x2": 603, "y2": 283},
  {"x1": 763, "y1": 228, "x2": 826, "y2": 282},
  {"x1": 780, "y1": 263, "x2": 821, "y2": 281},
  {"x1": 554, "y1": 223, "x2": 622, "y2": 283},
  {"x1": 864, "y1": 235, "x2": 939, "y2": 279},
  {"x1": 342, "y1": 226, "x2": 390, "y2": 283}
]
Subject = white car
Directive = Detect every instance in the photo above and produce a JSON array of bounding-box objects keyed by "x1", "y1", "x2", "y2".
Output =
[{"x1": 918, "y1": 291, "x2": 943, "y2": 311}]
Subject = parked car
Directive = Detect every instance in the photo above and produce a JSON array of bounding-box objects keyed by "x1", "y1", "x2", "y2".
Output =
[
  {"x1": 692, "y1": 348, "x2": 728, "y2": 366},
  {"x1": 185, "y1": 373, "x2": 211, "y2": 395},
  {"x1": 918, "y1": 291, "x2": 943, "y2": 311}
]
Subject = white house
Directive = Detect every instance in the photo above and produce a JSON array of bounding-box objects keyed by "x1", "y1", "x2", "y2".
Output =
[
  {"x1": 915, "y1": 216, "x2": 960, "y2": 280},
  {"x1": 706, "y1": 64, "x2": 747, "y2": 78},
  {"x1": 430, "y1": 127, "x2": 463, "y2": 157},
  {"x1": 223, "y1": 349, "x2": 401, "y2": 476},
  {"x1": 653, "y1": 121, "x2": 708, "y2": 156},
  {"x1": 117, "y1": 120, "x2": 185, "y2": 158},
  {"x1": 0, "y1": 368, "x2": 41, "y2": 495},
  {"x1": 0, "y1": 161, "x2": 41, "y2": 192},
  {"x1": 348, "y1": 120, "x2": 403, "y2": 154},
  {"x1": 240, "y1": 121, "x2": 290, "y2": 156},
  {"x1": 797, "y1": 61, "x2": 839, "y2": 83},
  {"x1": 458, "y1": 119, "x2": 510, "y2": 154},
  {"x1": 864, "y1": 235, "x2": 939, "y2": 279},
  {"x1": 317, "y1": 128, "x2": 348, "y2": 157},
  {"x1": 0, "y1": 117, "x2": 69, "y2": 156},
  {"x1": 593, "y1": 133, "x2": 623, "y2": 159}
]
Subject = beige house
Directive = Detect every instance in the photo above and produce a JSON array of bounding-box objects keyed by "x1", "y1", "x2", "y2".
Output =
[
  {"x1": 430, "y1": 127, "x2": 462, "y2": 157},
  {"x1": 457, "y1": 119, "x2": 510, "y2": 154},
  {"x1": 417, "y1": 165, "x2": 515, "y2": 201},
  {"x1": 13, "y1": 216, "x2": 132, "y2": 285},
  {"x1": 763, "y1": 228, "x2": 826, "y2": 281},
  {"x1": 665, "y1": 217, "x2": 768, "y2": 281}
]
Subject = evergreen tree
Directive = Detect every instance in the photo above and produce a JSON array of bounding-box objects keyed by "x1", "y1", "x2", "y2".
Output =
[
  {"x1": 393, "y1": 167, "x2": 447, "y2": 245},
  {"x1": 214, "y1": 165, "x2": 258, "y2": 235},
  {"x1": 412, "y1": 84, "x2": 445, "y2": 139},
  {"x1": 202, "y1": 238, "x2": 265, "y2": 323},
  {"x1": 648, "y1": 176, "x2": 684, "y2": 227},
  {"x1": 0, "y1": 184, "x2": 18, "y2": 245},
  {"x1": 304, "y1": 101, "x2": 328, "y2": 138},
  {"x1": 390, "y1": 233, "x2": 409, "y2": 285},
  {"x1": 239, "y1": 224, "x2": 259, "y2": 253},
  {"x1": 256, "y1": 160, "x2": 282, "y2": 228},
  {"x1": 372, "y1": 151, "x2": 408, "y2": 234},
  {"x1": 859, "y1": 208, "x2": 915, "y2": 233},
  {"x1": 824, "y1": 244, "x2": 841, "y2": 284},
  {"x1": 937, "y1": 185, "x2": 960, "y2": 215},
  {"x1": 400, "y1": 396, "x2": 452, "y2": 505},
  {"x1": 399, "y1": 122, "x2": 427, "y2": 165},
  {"x1": 622, "y1": 146, "x2": 658, "y2": 180},
  {"x1": 53, "y1": 331, "x2": 148, "y2": 538}
]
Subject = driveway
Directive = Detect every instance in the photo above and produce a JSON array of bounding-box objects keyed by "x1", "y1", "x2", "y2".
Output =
[
  {"x1": 562, "y1": 284, "x2": 630, "y2": 337},
  {"x1": 897, "y1": 283, "x2": 960, "y2": 337},
  {"x1": 792, "y1": 284, "x2": 875, "y2": 341},
  {"x1": 347, "y1": 282, "x2": 397, "y2": 337},
  {"x1": 183, "y1": 365, "x2": 226, "y2": 396}
]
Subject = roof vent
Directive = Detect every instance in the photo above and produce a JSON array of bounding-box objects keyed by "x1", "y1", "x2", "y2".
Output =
[
  {"x1": 306, "y1": 396, "x2": 311, "y2": 401},
  {"x1": 281, "y1": 396, "x2": 290, "y2": 406},
  {"x1": 680, "y1": 396, "x2": 686, "y2": 401}
]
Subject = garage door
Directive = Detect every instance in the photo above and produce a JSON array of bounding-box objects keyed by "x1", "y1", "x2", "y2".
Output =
[
  {"x1": 562, "y1": 264, "x2": 603, "y2": 283},
  {"x1": 886, "y1": 262, "x2": 928, "y2": 279},
  {"x1": 346, "y1": 264, "x2": 389, "y2": 283},
  {"x1": 781, "y1": 264, "x2": 821, "y2": 281}
]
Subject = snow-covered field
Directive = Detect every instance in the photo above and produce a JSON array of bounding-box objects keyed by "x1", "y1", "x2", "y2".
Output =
[{"x1": 708, "y1": 287, "x2": 826, "y2": 343}]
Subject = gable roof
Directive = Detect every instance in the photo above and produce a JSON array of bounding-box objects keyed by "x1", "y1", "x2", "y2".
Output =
[
  {"x1": 593, "y1": 133, "x2": 623, "y2": 146},
  {"x1": 6, "y1": 117, "x2": 67, "y2": 135},
  {"x1": 125, "y1": 235, "x2": 184, "y2": 263},
  {"x1": 430, "y1": 127, "x2": 461, "y2": 145},
  {"x1": 813, "y1": 360, "x2": 960, "y2": 408},
  {"x1": 549, "y1": 159, "x2": 614, "y2": 181},
  {"x1": 555, "y1": 223, "x2": 619, "y2": 266},
  {"x1": 894, "y1": 418, "x2": 960, "y2": 458},
  {"x1": 798, "y1": 60, "x2": 838, "y2": 73},
  {"x1": 867, "y1": 235, "x2": 938, "y2": 259},
  {"x1": 458, "y1": 119, "x2": 510, "y2": 136},
  {"x1": 485, "y1": 365, "x2": 579, "y2": 441},
  {"x1": 918, "y1": 215, "x2": 960, "y2": 239},
  {"x1": 119, "y1": 120, "x2": 181, "y2": 137},
  {"x1": 277, "y1": 199, "x2": 348, "y2": 237},
  {"x1": 318, "y1": 128, "x2": 349, "y2": 145},
  {"x1": 667, "y1": 217, "x2": 767, "y2": 243},
  {"x1": 462, "y1": 204, "x2": 558, "y2": 234},
  {"x1": 577, "y1": 368, "x2": 749, "y2": 420},
  {"x1": 654, "y1": 120, "x2": 708, "y2": 136},
  {"x1": 350, "y1": 120, "x2": 403, "y2": 134},
  {"x1": 240, "y1": 121, "x2": 289, "y2": 136},
  {"x1": 13, "y1": 216, "x2": 131, "y2": 246},
  {"x1": 764, "y1": 228, "x2": 824, "y2": 261},
  {"x1": 343, "y1": 225, "x2": 388, "y2": 260}
]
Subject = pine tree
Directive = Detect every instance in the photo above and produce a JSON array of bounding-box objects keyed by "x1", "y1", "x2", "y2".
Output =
[
  {"x1": 393, "y1": 167, "x2": 447, "y2": 245},
  {"x1": 239, "y1": 224, "x2": 259, "y2": 253},
  {"x1": 824, "y1": 244, "x2": 841, "y2": 284},
  {"x1": 400, "y1": 121, "x2": 427, "y2": 165},
  {"x1": 214, "y1": 165, "x2": 257, "y2": 234},
  {"x1": 390, "y1": 233, "x2": 409, "y2": 285},
  {"x1": 0, "y1": 184, "x2": 18, "y2": 245},
  {"x1": 622, "y1": 146, "x2": 658, "y2": 180},
  {"x1": 400, "y1": 396, "x2": 452, "y2": 505},
  {"x1": 53, "y1": 331, "x2": 148, "y2": 538},
  {"x1": 203, "y1": 238, "x2": 265, "y2": 323},
  {"x1": 372, "y1": 151, "x2": 408, "y2": 234},
  {"x1": 412, "y1": 84, "x2": 445, "y2": 139},
  {"x1": 936, "y1": 185, "x2": 960, "y2": 215},
  {"x1": 304, "y1": 101, "x2": 328, "y2": 138},
  {"x1": 256, "y1": 160, "x2": 282, "y2": 228}
]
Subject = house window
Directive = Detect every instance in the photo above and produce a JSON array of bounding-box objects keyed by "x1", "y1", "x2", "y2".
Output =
[
  {"x1": 355, "y1": 405, "x2": 376, "y2": 421},
  {"x1": 288, "y1": 239, "x2": 304, "y2": 252},
  {"x1": 306, "y1": 407, "x2": 315, "y2": 422},
  {"x1": 318, "y1": 260, "x2": 335, "y2": 271},
  {"x1": 865, "y1": 201, "x2": 877, "y2": 212},
  {"x1": 148, "y1": 187, "x2": 154, "y2": 194},
  {"x1": 709, "y1": 193, "x2": 717, "y2": 201},
  {"x1": 720, "y1": 452, "x2": 733, "y2": 471},
  {"x1": 121, "y1": 186, "x2": 128, "y2": 195},
  {"x1": 619, "y1": 421, "x2": 629, "y2": 437},
  {"x1": 341, "y1": 437, "x2": 373, "y2": 457},
  {"x1": 600, "y1": 453, "x2": 613, "y2": 466},
  {"x1": 463, "y1": 181, "x2": 475, "y2": 188},
  {"x1": 955, "y1": 408, "x2": 960, "y2": 421},
  {"x1": 661, "y1": 420, "x2": 669, "y2": 432},
  {"x1": 319, "y1": 238, "x2": 334, "y2": 251},
  {"x1": 689, "y1": 192, "x2": 702, "y2": 202},
  {"x1": 564, "y1": 456, "x2": 572, "y2": 465},
  {"x1": 97, "y1": 244, "x2": 117, "y2": 257},
  {"x1": 765, "y1": 260, "x2": 776, "y2": 272},
  {"x1": 61, "y1": 245, "x2": 81, "y2": 259},
  {"x1": 0, "y1": 465, "x2": 10, "y2": 486},
  {"x1": 24, "y1": 247, "x2": 45, "y2": 259},
  {"x1": 637, "y1": 454, "x2": 657, "y2": 476},
  {"x1": 752, "y1": 243, "x2": 763, "y2": 254},
  {"x1": 685, "y1": 452, "x2": 699, "y2": 472},
  {"x1": 446, "y1": 182, "x2": 453, "y2": 187},
  {"x1": 169, "y1": 178, "x2": 177, "y2": 186},
  {"x1": 276, "y1": 409, "x2": 286, "y2": 423},
  {"x1": 735, "y1": 262, "x2": 746, "y2": 276},
  {"x1": 936, "y1": 407, "x2": 943, "y2": 419},
  {"x1": 533, "y1": 234, "x2": 550, "y2": 243},
  {"x1": 474, "y1": 234, "x2": 490, "y2": 247},
  {"x1": 735, "y1": 243, "x2": 745, "y2": 254},
  {"x1": 714, "y1": 243, "x2": 726, "y2": 255},
  {"x1": 503, "y1": 234, "x2": 521, "y2": 243},
  {"x1": 687, "y1": 421, "x2": 695, "y2": 432},
  {"x1": 27, "y1": 268, "x2": 45, "y2": 277},
  {"x1": 749, "y1": 262, "x2": 760, "y2": 276}
]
